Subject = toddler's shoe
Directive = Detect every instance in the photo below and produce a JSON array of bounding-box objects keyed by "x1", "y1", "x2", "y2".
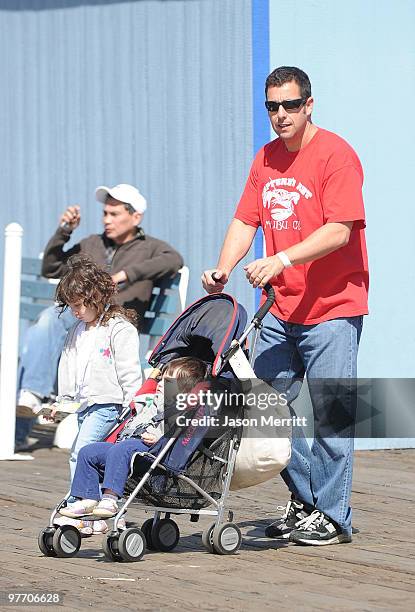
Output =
[
  {"x1": 53, "y1": 516, "x2": 93, "y2": 537},
  {"x1": 92, "y1": 498, "x2": 118, "y2": 518},
  {"x1": 60, "y1": 499, "x2": 98, "y2": 518}
]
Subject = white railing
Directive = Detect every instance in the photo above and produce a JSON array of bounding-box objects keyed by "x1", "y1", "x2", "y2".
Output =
[{"x1": 0, "y1": 223, "x2": 33, "y2": 460}]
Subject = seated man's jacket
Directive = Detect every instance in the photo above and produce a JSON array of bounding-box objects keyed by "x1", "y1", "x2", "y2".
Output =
[{"x1": 42, "y1": 227, "x2": 184, "y2": 325}]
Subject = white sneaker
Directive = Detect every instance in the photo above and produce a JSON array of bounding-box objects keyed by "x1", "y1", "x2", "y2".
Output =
[
  {"x1": 53, "y1": 516, "x2": 93, "y2": 537},
  {"x1": 92, "y1": 498, "x2": 118, "y2": 518},
  {"x1": 117, "y1": 516, "x2": 127, "y2": 530},
  {"x1": 82, "y1": 520, "x2": 109, "y2": 535},
  {"x1": 59, "y1": 499, "x2": 98, "y2": 518},
  {"x1": 16, "y1": 390, "x2": 42, "y2": 417}
]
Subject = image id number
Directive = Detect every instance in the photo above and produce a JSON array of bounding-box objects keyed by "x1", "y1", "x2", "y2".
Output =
[{"x1": 1, "y1": 592, "x2": 62, "y2": 606}]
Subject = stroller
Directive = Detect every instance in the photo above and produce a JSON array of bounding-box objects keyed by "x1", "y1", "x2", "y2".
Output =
[{"x1": 38, "y1": 286, "x2": 276, "y2": 562}]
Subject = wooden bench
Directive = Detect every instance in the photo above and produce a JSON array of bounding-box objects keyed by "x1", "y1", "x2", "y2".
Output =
[{"x1": 20, "y1": 258, "x2": 189, "y2": 351}]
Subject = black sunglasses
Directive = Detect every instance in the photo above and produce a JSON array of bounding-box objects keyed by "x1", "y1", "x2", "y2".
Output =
[{"x1": 265, "y1": 98, "x2": 307, "y2": 112}]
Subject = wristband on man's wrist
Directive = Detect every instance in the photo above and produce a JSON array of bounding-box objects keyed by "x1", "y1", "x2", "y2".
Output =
[{"x1": 276, "y1": 250, "x2": 293, "y2": 268}]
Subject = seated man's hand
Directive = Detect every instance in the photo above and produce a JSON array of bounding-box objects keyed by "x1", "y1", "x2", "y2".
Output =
[
  {"x1": 141, "y1": 432, "x2": 157, "y2": 446},
  {"x1": 111, "y1": 270, "x2": 128, "y2": 285},
  {"x1": 60, "y1": 205, "x2": 81, "y2": 231}
]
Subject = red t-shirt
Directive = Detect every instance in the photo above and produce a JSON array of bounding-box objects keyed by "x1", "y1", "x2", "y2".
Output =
[{"x1": 235, "y1": 128, "x2": 369, "y2": 324}]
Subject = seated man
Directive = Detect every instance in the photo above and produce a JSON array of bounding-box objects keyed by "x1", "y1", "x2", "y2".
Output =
[{"x1": 16, "y1": 183, "x2": 183, "y2": 449}]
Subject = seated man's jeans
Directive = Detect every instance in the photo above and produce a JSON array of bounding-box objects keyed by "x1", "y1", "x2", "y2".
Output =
[
  {"x1": 253, "y1": 313, "x2": 363, "y2": 536},
  {"x1": 18, "y1": 305, "x2": 76, "y2": 398},
  {"x1": 15, "y1": 305, "x2": 75, "y2": 445},
  {"x1": 71, "y1": 439, "x2": 149, "y2": 500}
]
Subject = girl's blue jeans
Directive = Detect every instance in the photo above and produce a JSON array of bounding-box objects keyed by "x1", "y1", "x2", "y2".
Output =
[{"x1": 69, "y1": 403, "x2": 122, "y2": 482}]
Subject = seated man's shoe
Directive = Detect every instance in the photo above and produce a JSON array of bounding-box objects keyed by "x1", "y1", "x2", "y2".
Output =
[
  {"x1": 59, "y1": 499, "x2": 98, "y2": 518},
  {"x1": 289, "y1": 510, "x2": 352, "y2": 546},
  {"x1": 15, "y1": 436, "x2": 38, "y2": 452},
  {"x1": 16, "y1": 390, "x2": 43, "y2": 417},
  {"x1": 265, "y1": 498, "x2": 313, "y2": 539},
  {"x1": 92, "y1": 498, "x2": 118, "y2": 518}
]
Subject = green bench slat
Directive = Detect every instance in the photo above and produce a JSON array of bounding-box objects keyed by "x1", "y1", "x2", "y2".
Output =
[
  {"x1": 141, "y1": 316, "x2": 174, "y2": 337},
  {"x1": 21, "y1": 279, "x2": 57, "y2": 300},
  {"x1": 20, "y1": 302, "x2": 51, "y2": 322},
  {"x1": 21, "y1": 257, "x2": 43, "y2": 275},
  {"x1": 20, "y1": 259, "x2": 182, "y2": 343},
  {"x1": 158, "y1": 274, "x2": 180, "y2": 289},
  {"x1": 147, "y1": 291, "x2": 178, "y2": 315}
]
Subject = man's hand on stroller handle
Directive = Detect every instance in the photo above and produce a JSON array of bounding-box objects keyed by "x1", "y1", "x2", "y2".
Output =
[
  {"x1": 201, "y1": 269, "x2": 229, "y2": 293},
  {"x1": 244, "y1": 255, "x2": 285, "y2": 289}
]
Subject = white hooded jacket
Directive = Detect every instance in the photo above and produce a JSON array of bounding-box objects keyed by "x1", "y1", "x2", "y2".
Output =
[{"x1": 57, "y1": 316, "x2": 142, "y2": 409}]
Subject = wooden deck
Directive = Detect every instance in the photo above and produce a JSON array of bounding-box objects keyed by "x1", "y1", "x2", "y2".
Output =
[{"x1": 0, "y1": 428, "x2": 414, "y2": 611}]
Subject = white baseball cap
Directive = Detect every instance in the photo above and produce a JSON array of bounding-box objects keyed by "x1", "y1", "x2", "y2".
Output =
[{"x1": 95, "y1": 183, "x2": 147, "y2": 214}]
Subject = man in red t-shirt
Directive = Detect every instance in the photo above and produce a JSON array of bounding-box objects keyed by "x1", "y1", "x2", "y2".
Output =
[{"x1": 202, "y1": 66, "x2": 368, "y2": 546}]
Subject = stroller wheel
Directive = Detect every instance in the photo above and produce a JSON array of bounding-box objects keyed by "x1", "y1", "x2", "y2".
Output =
[
  {"x1": 201, "y1": 522, "x2": 216, "y2": 553},
  {"x1": 38, "y1": 527, "x2": 57, "y2": 557},
  {"x1": 151, "y1": 518, "x2": 180, "y2": 552},
  {"x1": 117, "y1": 528, "x2": 146, "y2": 562},
  {"x1": 141, "y1": 519, "x2": 156, "y2": 550},
  {"x1": 102, "y1": 533, "x2": 122, "y2": 562},
  {"x1": 212, "y1": 523, "x2": 242, "y2": 555},
  {"x1": 52, "y1": 525, "x2": 81, "y2": 558}
]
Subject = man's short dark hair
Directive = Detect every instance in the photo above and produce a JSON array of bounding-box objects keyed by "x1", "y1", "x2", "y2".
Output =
[
  {"x1": 122, "y1": 202, "x2": 136, "y2": 215},
  {"x1": 265, "y1": 66, "x2": 312, "y2": 99},
  {"x1": 105, "y1": 194, "x2": 135, "y2": 215}
]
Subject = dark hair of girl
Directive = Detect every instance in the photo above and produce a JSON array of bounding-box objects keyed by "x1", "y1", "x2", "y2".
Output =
[{"x1": 55, "y1": 254, "x2": 138, "y2": 327}]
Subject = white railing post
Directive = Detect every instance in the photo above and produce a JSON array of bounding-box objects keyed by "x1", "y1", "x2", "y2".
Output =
[{"x1": 0, "y1": 223, "x2": 32, "y2": 460}]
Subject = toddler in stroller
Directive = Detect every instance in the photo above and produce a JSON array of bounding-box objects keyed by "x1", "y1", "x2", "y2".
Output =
[
  {"x1": 38, "y1": 286, "x2": 285, "y2": 562},
  {"x1": 58, "y1": 357, "x2": 208, "y2": 520}
]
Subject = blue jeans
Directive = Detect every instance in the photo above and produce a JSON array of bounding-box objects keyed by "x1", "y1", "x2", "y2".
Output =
[
  {"x1": 71, "y1": 439, "x2": 149, "y2": 500},
  {"x1": 69, "y1": 404, "x2": 122, "y2": 482},
  {"x1": 254, "y1": 313, "x2": 363, "y2": 536},
  {"x1": 15, "y1": 305, "x2": 76, "y2": 445},
  {"x1": 18, "y1": 305, "x2": 76, "y2": 397}
]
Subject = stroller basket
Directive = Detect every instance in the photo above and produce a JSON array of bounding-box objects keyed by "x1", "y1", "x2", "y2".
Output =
[{"x1": 125, "y1": 428, "x2": 235, "y2": 510}]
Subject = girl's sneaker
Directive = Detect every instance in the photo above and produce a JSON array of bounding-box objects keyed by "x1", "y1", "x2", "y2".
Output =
[
  {"x1": 82, "y1": 519, "x2": 125, "y2": 534},
  {"x1": 60, "y1": 499, "x2": 98, "y2": 518},
  {"x1": 92, "y1": 498, "x2": 118, "y2": 518},
  {"x1": 53, "y1": 516, "x2": 93, "y2": 537},
  {"x1": 81, "y1": 520, "x2": 109, "y2": 535}
]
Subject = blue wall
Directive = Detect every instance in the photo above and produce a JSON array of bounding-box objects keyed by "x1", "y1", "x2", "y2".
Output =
[
  {"x1": 0, "y1": 0, "x2": 253, "y2": 318},
  {"x1": 268, "y1": 0, "x2": 415, "y2": 448},
  {"x1": 269, "y1": 0, "x2": 415, "y2": 378}
]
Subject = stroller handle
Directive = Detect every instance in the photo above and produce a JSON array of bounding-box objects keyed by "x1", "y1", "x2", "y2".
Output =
[{"x1": 253, "y1": 283, "x2": 275, "y2": 322}]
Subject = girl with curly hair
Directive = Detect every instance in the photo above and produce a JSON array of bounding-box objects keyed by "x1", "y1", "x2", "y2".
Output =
[{"x1": 54, "y1": 255, "x2": 142, "y2": 490}]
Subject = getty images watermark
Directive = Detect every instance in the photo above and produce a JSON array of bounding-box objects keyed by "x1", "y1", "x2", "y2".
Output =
[
  {"x1": 162, "y1": 378, "x2": 415, "y2": 439},
  {"x1": 166, "y1": 383, "x2": 306, "y2": 432}
]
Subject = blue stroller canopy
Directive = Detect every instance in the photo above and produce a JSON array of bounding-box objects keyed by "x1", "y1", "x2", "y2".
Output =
[{"x1": 148, "y1": 293, "x2": 248, "y2": 375}]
